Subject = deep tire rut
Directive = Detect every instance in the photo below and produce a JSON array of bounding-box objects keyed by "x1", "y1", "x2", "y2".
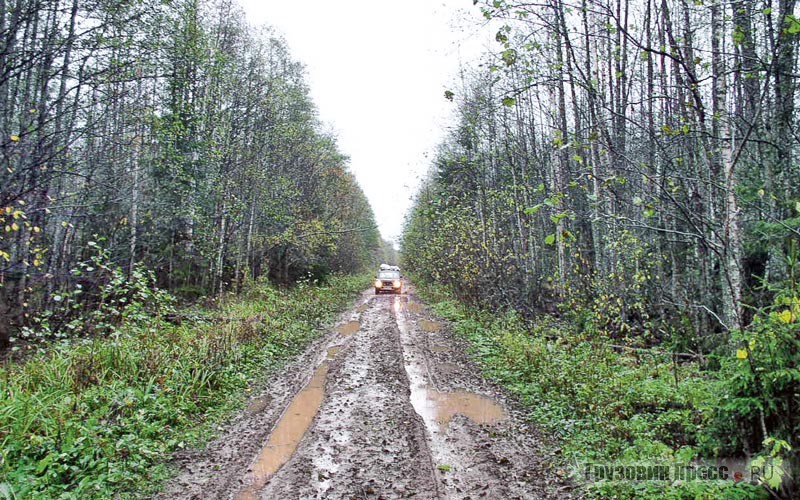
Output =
[
  {"x1": 256, "y1": 297, "x2": 439, "y2": 499},
  {"x1": 152, "y1": 285, "x2": 577, "y2": 499}
]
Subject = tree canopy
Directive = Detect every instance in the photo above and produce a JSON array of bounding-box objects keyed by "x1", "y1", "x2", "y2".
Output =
[
  {"x1": 0, "y1": 0, "x2": 381, "y2": 347},
  {"x1": 403, "y1": 0, "x2": 800, "y2": 484}
]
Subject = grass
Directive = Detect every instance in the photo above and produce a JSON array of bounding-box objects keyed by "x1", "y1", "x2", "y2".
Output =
[
  {"x1": 0, "y1": 274, "x2": 370, "y2": 499},
  {"x1": 412, "y1": 281, "x2": 770, "y2": 500}
]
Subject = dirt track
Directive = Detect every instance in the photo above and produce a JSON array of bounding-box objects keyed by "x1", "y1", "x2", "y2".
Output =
[{"x1": 153, "y1": 283, "x2": 576, "y2": 499}]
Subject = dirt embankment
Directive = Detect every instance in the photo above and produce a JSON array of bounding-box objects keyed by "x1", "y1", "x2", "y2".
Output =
[{"x1": 152, "y1": 284, "x2": 577, "y2": 499}]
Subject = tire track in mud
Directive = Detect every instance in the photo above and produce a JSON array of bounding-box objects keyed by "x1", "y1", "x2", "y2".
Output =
[
  {"x1": 152, "y1": 285, "x2": 576, "y2": 499},
  {"x1": 150, "y1": 293, "x2": 374, "y2": 500},
  {"x1": 396, "y1": 293, "x2": 576, "y2": 499},
  {"x1": 254, "y1": 295, "x2": 440, "y2": 499}
]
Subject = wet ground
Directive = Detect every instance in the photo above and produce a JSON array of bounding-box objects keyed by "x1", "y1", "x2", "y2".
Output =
[{"x1": 152, "y1": 283, "x2": 576, "y2": 499}]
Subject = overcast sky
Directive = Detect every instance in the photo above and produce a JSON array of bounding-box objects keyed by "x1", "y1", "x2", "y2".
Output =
[{"x1": 235, "y1": 0, "x2": 493, "y2": 244}]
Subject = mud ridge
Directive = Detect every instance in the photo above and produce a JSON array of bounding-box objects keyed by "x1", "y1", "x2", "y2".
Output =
[
  {"x1": 150, "y1": 284, "x2": 578, "y2": 499},
  {"x1": 150, "y1": 292, "x2": 371, "y2": 499}
]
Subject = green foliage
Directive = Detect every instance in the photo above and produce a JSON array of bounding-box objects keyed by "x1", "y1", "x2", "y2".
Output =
[
  {"x1": 589, "y1": 479, "x2": 766, "y2": 500},
  {"x1": 14, "y1": 242, "x2": 175, "y2": 348},
  {"x1": 404, "y1": 0, "x2": 800, "y2": 497},
  {"x1": 412, "y1": 280, "x2": 772, "y2": 500},
  {"x1": 501, "y1": 48, "x2": 518, "y2": 65},
  {"x1": 0, "y1": 0, "x2": 381, "y2": 349},
  {"x1": 784, "y1": 14, "x2": 800, "y2": 34},
  {"x1": 0, "y1": 273, "x2": 368, "y2": 499},
  {"x1": 562, "y1": 230, "x2": 661, "y2": 340},
  {"x1": 712, "y1": 249, "x2": 799, "y2": 495}
]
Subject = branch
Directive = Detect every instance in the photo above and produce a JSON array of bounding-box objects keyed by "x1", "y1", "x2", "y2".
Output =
[{"x1": 295, "y1": 225, "x2": 378, "y2": 239}]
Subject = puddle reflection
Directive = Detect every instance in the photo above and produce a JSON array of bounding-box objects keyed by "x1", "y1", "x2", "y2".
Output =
[
  {"x1": 385, "y1": 295, "x2": 407, "y2": 315},
  {"x1": 397, "y1": 312, "x2": 506, "y2": 431},
  {"x1": 234, "y1": 362, "x2": 329, "y2": 500}
]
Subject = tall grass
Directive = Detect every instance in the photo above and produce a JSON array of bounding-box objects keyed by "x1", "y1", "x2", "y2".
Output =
[
  {"x1": 413, "y1": 281, "x2": 770, "y2": 500},
  {"x1": 0, "y1": 274, "x2": 369, "y2": 499}
]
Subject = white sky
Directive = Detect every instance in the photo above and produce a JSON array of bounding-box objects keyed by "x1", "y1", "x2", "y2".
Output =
[{"x1": 235, "y1": 0, "x2": 493, "y2": 243}]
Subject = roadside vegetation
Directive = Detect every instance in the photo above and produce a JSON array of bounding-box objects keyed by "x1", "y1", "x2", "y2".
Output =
[
  {"x1": 1, "y1": 0, "x2": 383, "y2": 349},
  {"x1": 0, "y1": 3, "x2": 388, "y2": 495},
  {"x1": 415, "y1": 279, "x2": 796, "y2": 499},
  {"x1": 403, "y1": 1, "x2": 799, "y2": 498},
  {"x1": 0, "y1": 271, "x2": 369, "y2": 499}
]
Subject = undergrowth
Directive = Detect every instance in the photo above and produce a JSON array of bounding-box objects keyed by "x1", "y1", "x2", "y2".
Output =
[
  {"x1": 0, "y1": 274, "x2": 369, "y2": 499},
  {"x1": 413, "y1": 280, "x2": 779, "y2": 500}
]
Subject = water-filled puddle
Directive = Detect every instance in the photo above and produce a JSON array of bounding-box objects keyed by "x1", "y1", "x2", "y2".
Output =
[
  {"x1": 397, "y1": 300, "x2": 506, "y2": 479},
  {"x1": 411, "y1": 386, "x2": 505, "y2": 428},
  {"x1": 336, "y1": 321, "x2": 360, "y2": 336},
  {"x1": 419, "y1": 320, "x2": 442, "y2": 332},
  {"x1": 407, "y1": 301, "x2": 425, "y2": 314},
  {"x1": 430, "y1": 345, "x2": 450, "y2": 353},
  {"x1": 401, "y1": 330, "x2": 505, "y2": 429},
  {"x1": 326, "y1": 346, "x2": 340, "y2": 359},
  {"x1": 234, "y1": 363, "x2": 329, "y2": 500},
  {"x1": 357, "y1": 303, "x2": 368, "y2": 313}
]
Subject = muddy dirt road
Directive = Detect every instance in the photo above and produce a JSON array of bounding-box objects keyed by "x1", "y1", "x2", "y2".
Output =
[{"x1": 154, "y1": 285, "x2": 575, "y2": 499}]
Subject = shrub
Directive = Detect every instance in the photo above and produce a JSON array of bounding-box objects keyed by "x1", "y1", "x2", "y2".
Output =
[{"x1": 0, "y1": 272, "x2": 369, "y2": 499}]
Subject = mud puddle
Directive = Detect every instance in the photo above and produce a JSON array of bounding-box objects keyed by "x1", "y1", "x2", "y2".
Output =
[
  {"x1": 397, "y1": 301, "x2": 502, "y2": 428},
  {"x1": 397, "y1": 306, "x2": 506, "y2": 435},
  {"x1": 413, "y1": 383, "x2": 506, "y2": 427},
  {"x1": 335, "y1": 320, "x2": 360, "y2": 336},
  {"x1": 407, "y1": 300, "x2": 425, "y2": 314},
  {"x1": 419, "y1": 319, "x2": 442, "y2": 331},
  {"x1": 234, "y1": 362, "x2": 329, "y2": 500},
  {"x1": 393, "y1": 295, "x2": 572, "y2": 499},
  {"x1": 255, "y1": 294, "x2": 439, "y2": 499},
  {"x1": 404, "y1": 353, "x2": 505, "y2": 430},
  {"x1": 156, "y1": 289, "x2": 572, "y2": 500}
]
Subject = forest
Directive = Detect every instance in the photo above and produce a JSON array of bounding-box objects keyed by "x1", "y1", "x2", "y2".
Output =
[
  {"x1": 2, "y1": 0, "x2": 800, "y2": 497},
  {"x1": 0, "y1": 0, "x2": 382, "y2": 349},
  {"x1": 403, "y1": 0, "x2": 799, "y2": 497},
  {"x1": 0, "y1": 1, "x2": 388, "y2": 496}
]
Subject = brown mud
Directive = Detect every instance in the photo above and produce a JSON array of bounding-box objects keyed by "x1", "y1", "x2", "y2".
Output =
[
  {"x1": 151, "y1": 283, "x2": 576, "y2": 499},
  {"x1": 335, "y1": 320, "x2": 360, "y2": 336}
]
